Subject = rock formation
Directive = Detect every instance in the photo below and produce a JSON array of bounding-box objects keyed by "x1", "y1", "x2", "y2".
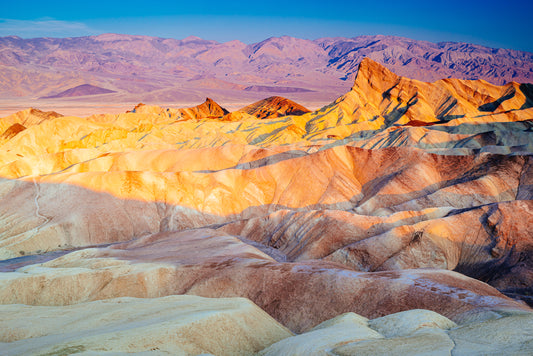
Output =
[
  {"x1": 0, "y1": 58, "x2": 532, "y2": 353},
  {"x1": 131, "y1": 97, "x2": 229, "y2": 120},
  {"x1": 238, "y1": 96, "x2": 311, "y2": 119}
]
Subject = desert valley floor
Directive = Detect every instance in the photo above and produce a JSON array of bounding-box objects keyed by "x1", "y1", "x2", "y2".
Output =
[{"x1": 0, "y1": 58, "x2": 532, "y2": 355}]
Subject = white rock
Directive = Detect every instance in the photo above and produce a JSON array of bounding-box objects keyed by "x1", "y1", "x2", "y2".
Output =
[
  {"x1": 448, "y1": 311, "x2": 533, "y2": 355},
  {"x1": 369, "y1": 308, "x2": 457, "y2": 337},
  {"x1": 259, "y1": 312, "x2": 382, "y2": 356},
  {"x1": 0, "y1": 295, "x2": 292, "y2": 356},
  {"x1": 332, "y1": 328, "x2": 454, "y2": 356}
]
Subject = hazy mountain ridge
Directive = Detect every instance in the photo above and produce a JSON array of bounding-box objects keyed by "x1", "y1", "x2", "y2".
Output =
[
  {"x1": 1, "y1": 34, "x2": 532, "y2": 104},
  {"x1": 316, "y1": 35, "x2": 533, "y2": 83},
  {"x1": 40, "y1": 84, "x2": 116, "y2": 98}
]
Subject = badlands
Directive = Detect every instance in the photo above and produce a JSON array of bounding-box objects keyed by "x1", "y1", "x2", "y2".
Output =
[{"x1": 0, "y1": 58, "x2": 532, "y2": 354}]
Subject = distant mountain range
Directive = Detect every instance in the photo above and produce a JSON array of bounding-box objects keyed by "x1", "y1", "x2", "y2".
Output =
[{"x1": 1, "y1": 34, "x2": 532, "y2": 104}]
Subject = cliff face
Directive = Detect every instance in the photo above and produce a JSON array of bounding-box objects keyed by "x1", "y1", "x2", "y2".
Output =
[{"x1": 0, "y1": 58, "x2": 532, "y2": 354}]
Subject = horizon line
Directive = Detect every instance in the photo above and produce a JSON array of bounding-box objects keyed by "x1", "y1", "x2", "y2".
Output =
[{"x1": 1, "y1": 32, "x2": 529, "y2": 53}]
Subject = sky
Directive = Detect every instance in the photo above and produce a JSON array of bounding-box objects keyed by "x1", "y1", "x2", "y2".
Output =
[{"x1": 1, "y1": 0, "x2": 532, "y2": 52}]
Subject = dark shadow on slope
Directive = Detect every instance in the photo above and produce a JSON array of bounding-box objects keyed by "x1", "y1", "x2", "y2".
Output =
[
  {"x1": 446, "y1": 200, "x2": 533, "y2": 307},
  {"x1": 454, "y1": 216, "x2": 533, "y2": 308},
  {"x1": 438, "y1": 114, "x2": 466, "y2": 122},
  {"x1": 0, "y1": 243, "x2": 116, "y2": 272},
  {"x1": 195, "y1": 150, "x2": 308, "y2": 173},
  {"x1": 353, "y1": 153, "x2": 524, "y2": 209},
  {"x1": 502, "y1": 287, "x2": 533, "y2": 307},
  {"x1": 435, "y1": 96, "x2": 458, "y2": 120},
  {"x1": 455, "y1": 245, "x2": 533, "y2": 308},
  {"x1": 424, "y1": 119, "x2": 533, "y2": 135},
  {"x1": 517, "y1": 156, "x2": 533, "y2": 200},
  {"x1": 519, "y1": 83, "x2": 533, "y2": 110},
  {"x1": 381, "y1": 82, "x2": 399, "y2": 101},
  {"x1": 453, "y1": 131, "x2": 499, "y2": 148},
  {"x1": 478, "y1": 86, "x2": 516, "y2": 112},
  {"x1": 383, "y1": 94, "x2": 418, "y2": 126},
  {"x1": 433, "y1": 94, "x2": 465, "y2": 122},
  {"x1": 0, "y1": 250, "x2": 76, "y2": 272}
]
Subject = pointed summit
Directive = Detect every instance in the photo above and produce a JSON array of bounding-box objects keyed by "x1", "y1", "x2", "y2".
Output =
[
  {"x1": 201, "y1": 98, "x2": 229, "y2": 116},
  {"x1": 340, "y1": 56, "x2": 533, "y2": 127},
  {"x1": 175, "y1": 98, "x2": 229, "y2": 120},
  {"x1": 239, "y1": 96, "x2": 310, "y2": 119},
  {"x1": 353, "y1": 58, "x2": 400, "y2": 91}
]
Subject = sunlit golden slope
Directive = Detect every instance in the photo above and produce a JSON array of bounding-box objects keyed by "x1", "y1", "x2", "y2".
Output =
[
  {"x1": 0, "y1": 58, "x2": 532, "y2": 352},
  {"x1": 1, "y1": 59, "x2": 532, "y2": 163}
]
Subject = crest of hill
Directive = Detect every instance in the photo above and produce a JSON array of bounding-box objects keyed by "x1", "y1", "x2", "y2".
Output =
[
  {"x1": 335, "y1": 57, "x2": 533, "y2": 126},
  {"x1": 40, "y1": 84, "x2": 116, "y2": 99},
  {"x1": 131, "y1": 98, "x2": 229, "y2": 121},
  {"x1": 76, "y1": 58, "x2": 533, "y2": 130},
  {"x1": 239, "y1": 96, "x2": 311, "y2": 119},
  {"x1": 0, "y1": 108, "x2": 62, "y2": 127},
  {"x1": 0, "y1": 108, "x2": 63, "y2": 144},
  {"x1": 127, "y1": 96, "x2": 310, "y2": 122},
  {"x1": 178, "y1": 97, "x2": 229, "y2": 120}
]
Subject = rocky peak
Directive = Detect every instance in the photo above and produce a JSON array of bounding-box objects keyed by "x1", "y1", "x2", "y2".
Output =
[
  {"x1": 353, "y1": 58, "x2": 400, "y2": 91},
  {"x1": 240, "y1": 96, "x2": 310, "y2": 119}
]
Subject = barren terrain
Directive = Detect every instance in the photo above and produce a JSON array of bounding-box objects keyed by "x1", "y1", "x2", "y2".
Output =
[{"x1": 0, "y1": 58, "x2": 532, "y2": 355}]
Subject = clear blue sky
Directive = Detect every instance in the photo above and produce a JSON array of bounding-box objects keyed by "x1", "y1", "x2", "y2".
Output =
[{"x1": 1, "y1": 0, "x2": 532, "y2": 52}]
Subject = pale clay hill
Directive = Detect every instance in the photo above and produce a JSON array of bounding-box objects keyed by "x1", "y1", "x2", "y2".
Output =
[
  {"x1": 0, "y1": 58, "x2": 532, "y2": 354},
  {"x1": 1, "y1": 34, "x2": 532, "y2": 107}
]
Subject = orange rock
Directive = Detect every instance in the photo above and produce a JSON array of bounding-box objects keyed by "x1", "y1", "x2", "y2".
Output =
[{"x1": 239, "y1": 96, "x2": 311, "y2": 119}]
